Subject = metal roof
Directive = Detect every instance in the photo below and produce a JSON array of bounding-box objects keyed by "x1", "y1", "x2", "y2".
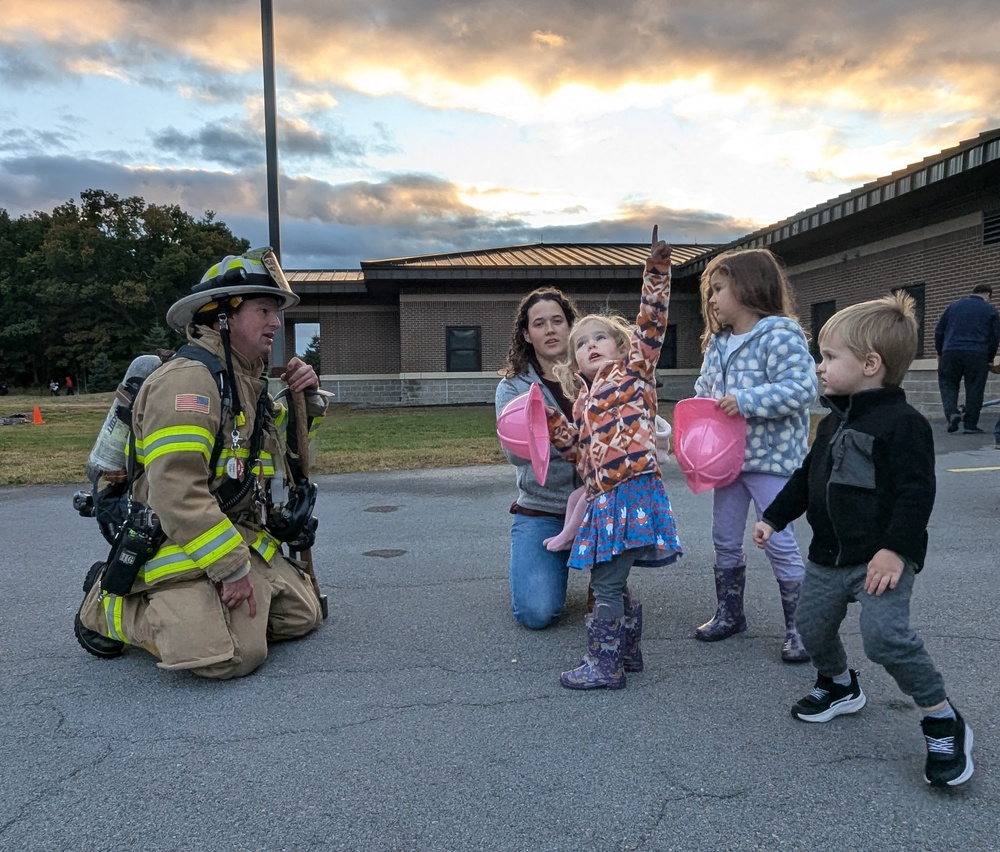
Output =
[
  {"x1": 362, "y1": 242, "x2": 717, "y2": 270},
  {"x1": 285, "y1": 269, "x2": 366, "y2": 294},
  {"x1": 284, "y1": 244, "x2": 719, "y2": 288},
  {"x1": 286, "y1": 270, "x2": 364, "y2": 283}
]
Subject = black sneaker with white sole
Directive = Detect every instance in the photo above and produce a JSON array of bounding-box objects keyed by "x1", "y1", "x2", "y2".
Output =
[
  {"x1": 922, "y1": 707, "x2": 974, "y2": 787},
  {"x1": 791, "y1": 669, "x2": 866, "y2": 722}
]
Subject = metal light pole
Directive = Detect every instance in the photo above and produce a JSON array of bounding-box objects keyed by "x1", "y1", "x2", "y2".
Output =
[{"x1": 261, "y1": 0, "x2": 285, "y2": 364}]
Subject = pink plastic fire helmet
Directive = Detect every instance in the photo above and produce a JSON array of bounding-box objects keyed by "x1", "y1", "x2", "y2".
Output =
[
  {"x1": 672, "y1": 397, "x2": 747, "y2": 494},
  {"x1": 496, "y1": 383, "x2": 551, "y2": 486}
]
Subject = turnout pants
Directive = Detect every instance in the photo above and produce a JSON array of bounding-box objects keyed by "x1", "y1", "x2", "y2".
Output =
[{"x1": 80, "y1": 551, "x2": 323, "y2": 679}]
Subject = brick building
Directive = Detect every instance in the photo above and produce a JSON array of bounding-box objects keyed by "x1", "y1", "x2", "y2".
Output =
[{"x1": 283, "y1": 127, "x2": 1000, "y2": 415}]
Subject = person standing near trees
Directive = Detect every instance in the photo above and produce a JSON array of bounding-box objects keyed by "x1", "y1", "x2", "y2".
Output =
[
  {"x1": 65, "y1": 375, "x2": 75, "y2": 396},
  {"x1": 496, "y1": 287, "x2": 582, "y2": 630}
]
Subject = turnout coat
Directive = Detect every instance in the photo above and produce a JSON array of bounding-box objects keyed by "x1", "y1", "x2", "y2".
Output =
[{"x1": 80, "y1": 326, "x2": 328, "y2": 677}]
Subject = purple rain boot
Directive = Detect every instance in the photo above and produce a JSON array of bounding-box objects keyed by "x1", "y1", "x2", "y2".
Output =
[
  {"x1": 778, "y1": 580, "x2": 810, "y2": 663},
  {"x1": 560, "y1": 603, "x2": 626, "y2": 690},
  {"x1": 622, "y1": 585, "x2": 643, "y2": 673},
  {"x1": 695, "y1": 563, "x2": 748, "y2": 642}
]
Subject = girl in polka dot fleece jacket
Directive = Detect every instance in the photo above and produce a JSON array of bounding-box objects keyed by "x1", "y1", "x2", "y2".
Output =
[{"x1": 692, "y1": 248, "x2": 818, "y2": 663}]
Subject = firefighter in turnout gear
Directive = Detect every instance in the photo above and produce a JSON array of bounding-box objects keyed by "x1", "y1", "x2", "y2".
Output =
[{"x1": 76, "y1": 251, "x2": 329, "y2": 678}]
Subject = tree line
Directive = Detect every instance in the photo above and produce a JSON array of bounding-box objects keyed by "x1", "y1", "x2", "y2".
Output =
[{"x1": 0, "y1": 189, "x2": 250, "y2": 392}]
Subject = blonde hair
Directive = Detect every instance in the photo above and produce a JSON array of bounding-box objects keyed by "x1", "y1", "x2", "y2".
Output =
[
  {"x1": 818, "y1": 291, "x2": 918, "y2": 387},
  {"x1": 699, "y1": 248, "x2": 801, "y2": 350},
  {"x1": 553, "y1": 313, "x2": 633, "y2": 399}
]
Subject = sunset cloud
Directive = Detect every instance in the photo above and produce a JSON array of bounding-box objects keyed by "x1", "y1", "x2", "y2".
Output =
[{"x1": 2, "y1": 0, "x2": 997, "y2": 268}]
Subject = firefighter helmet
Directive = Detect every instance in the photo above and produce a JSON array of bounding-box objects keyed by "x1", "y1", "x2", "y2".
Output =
[{"x1": 166, "y1": 251, "x2": 299, "y2": 331}]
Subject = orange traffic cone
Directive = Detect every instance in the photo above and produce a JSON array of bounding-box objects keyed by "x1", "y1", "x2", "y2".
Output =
[{"x1": 32, "y1": 406, "x2": 44, "y2": 425}]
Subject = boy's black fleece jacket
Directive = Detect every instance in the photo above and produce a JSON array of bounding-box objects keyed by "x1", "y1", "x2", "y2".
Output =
[{"x1": 762, "y1": 387, "x2": 935, "y2": 571}]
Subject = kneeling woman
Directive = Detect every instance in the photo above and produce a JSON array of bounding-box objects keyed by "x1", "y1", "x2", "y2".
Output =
[{"x1": 496, "y1": 287, "x2": 581, "y2": 629}]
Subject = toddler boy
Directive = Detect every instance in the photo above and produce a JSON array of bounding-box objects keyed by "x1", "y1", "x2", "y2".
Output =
[{"x1": 753, "y1": 292, "x2": 973, "y2": 788}]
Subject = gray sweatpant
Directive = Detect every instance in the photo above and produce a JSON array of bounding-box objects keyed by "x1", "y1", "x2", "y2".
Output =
[{"x1": 797, "y1": 559, "x2": 947, "y2": 708}]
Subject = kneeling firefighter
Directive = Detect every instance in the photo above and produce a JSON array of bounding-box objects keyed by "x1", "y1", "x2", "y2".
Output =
[{"x1": 75, "y1": 248, "x2": 330, "y2": 679}]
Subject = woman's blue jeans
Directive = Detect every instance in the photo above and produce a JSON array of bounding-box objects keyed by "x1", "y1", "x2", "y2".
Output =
[{"x1": 509, "y1": 513, "x2": 570, "y2": 629}]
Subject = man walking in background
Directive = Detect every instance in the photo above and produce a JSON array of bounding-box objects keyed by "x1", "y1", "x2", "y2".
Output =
[{"x1": 935, "y1": 284, "x2": 1000, "y2": 434}]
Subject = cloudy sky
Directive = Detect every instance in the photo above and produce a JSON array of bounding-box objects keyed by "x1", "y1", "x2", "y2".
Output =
[{"x1": 3, "y1": 0, "x2": 998, "y2": 269}]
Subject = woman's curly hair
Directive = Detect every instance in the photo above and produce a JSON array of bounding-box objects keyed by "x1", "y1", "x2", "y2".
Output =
[{"x1": 498, "y1": 287, "x2": 580, "y2": 378}]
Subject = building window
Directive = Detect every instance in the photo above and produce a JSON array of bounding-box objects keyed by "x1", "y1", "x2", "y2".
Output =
[
  {"x1": 914, "y1": 169, "x2": 927, "y2": 188},
  {"x1": 446, "y1": 326, "x2": 481, "y2": 372},
  {"x1": 984, "y1": 210, "x2": 1000, "y2": 246},
  {"x1": 894, "y1": 283, "x2": 926, "y2": 357},
  {"x1": 844, "y1": 198, "x2": 855, "y2": 215},
  {"x1": 929, "y1": 162, "x2": 945, "y2": 182},
  {"x1": 295, "y1": 322, "x2": 322, "y2": 370},
  {"x1": 968, "y1": 146, "x2": 983, "y2": 168},
  {"x1": 946, "y1": 154, "x2": 963, "y2": 176},
  {"x1": 986, "y1": 140, "x2": 1000, "y2": 162},
  {"x1": 832, "y1": 204, "x2": 842, "y2": 220},
  {"x1": 810, "y1": 301, "x2": 837, "y2": 361},
  {"x1": 883, "y1": 182, "x2": 895, "y2": 200},
  {"x1": 869, "y1": 188, "x2": 880, "y2": 206},
  {"x1": 897, "y1": 175, "x2": 911, "y2": 194},
  {"x1": 856, "y1": 194, "x2": 868, "y2": 211},
  {"x1": 656, "y1": 325, "x2": 678, "y2": 369}
]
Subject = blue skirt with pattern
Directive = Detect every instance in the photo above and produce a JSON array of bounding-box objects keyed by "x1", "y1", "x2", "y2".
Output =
[{"x1": 568, "y1": 474, "x2": 682, "y2": 570}]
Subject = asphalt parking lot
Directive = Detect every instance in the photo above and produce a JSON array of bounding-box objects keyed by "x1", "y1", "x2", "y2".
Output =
[{"x1": 1, "y1": 421, "x2": 998, "y2": 851}]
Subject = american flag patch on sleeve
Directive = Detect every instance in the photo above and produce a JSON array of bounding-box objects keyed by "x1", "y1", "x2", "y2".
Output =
[{"x1": 175, "y1": 394, "x2": 211, "y2": 414}]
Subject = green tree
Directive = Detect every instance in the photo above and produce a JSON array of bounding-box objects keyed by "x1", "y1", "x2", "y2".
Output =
[
  {"x1": 0, "y1": 208, "x2": 48, "y2": 385},
  {"x1": 0, "y1": 190, "x2": 248, "y2": 387},
  {"x1": 88, "y1": 352, "x2": 118, "y2": 393},
  {"x1": 141, "y1": 324, "x2": 177, "y2": 356},
  {"x1": 302, "y1": 333, "x2": 322, "y2": 374}
]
